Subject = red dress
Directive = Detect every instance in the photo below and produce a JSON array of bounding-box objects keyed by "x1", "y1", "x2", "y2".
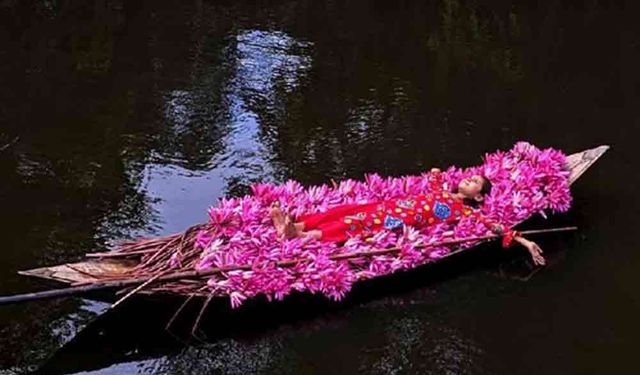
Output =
[{"x1": 296, "y1": 175, "x2": 503, "y2": 243}]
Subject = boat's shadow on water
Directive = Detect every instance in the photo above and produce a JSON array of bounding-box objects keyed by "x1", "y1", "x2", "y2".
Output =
[{"x1": 35, "y1": 227, "x2": 568, "y2": 375}]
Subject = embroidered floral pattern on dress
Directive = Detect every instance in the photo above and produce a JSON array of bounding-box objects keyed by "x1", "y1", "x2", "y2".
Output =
[
  {"x1": 383, "y1": 215, "x2": 404, "y2": 229},
  {"x1": 433, "y1": 201, "x2": 451, "y2": 220},
  {"x1": 396, "y1": 199, "x2": 416, "y2": 209}
]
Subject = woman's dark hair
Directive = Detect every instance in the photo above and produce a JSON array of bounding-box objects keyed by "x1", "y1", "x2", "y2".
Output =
[
  {"x1": 480, "y1": 176, "x2": 492, "y2": 196},
  {"x1": 462, "y1": 176, "x2": 492, "y2": 208}
]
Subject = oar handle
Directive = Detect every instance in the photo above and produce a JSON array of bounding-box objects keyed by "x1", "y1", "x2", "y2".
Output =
[
  {"x1": 519, "y1": 226, "x2": 578, "y2": 235},
  {"x1": 0, "y1": 283, "x2": 113, "y2": 305}
]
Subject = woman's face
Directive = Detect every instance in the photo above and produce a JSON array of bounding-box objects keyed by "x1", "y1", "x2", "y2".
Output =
[{"x1": 458, "y1": 175, "x2": 485, "y2": 200}]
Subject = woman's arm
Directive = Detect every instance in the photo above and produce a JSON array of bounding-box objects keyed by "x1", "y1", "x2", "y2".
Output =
[
  {"x1": 473, "y1": 214, "x2": 546, "y2": 266},
  {"x1": 513, "y1": 236, "x2": 546, "y2": 266}
]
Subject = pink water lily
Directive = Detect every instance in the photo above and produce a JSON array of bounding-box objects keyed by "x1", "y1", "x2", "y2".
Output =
[{"x1": 187, "y1": 142, "x2": 572, "y2": 307}]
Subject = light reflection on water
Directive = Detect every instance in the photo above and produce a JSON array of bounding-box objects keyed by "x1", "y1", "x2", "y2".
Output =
[{"x1": 142, "y1": 29, "x2": 312, "y2": 234}]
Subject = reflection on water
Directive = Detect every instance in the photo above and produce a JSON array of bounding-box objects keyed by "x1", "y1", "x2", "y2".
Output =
[
  {"x1": 363, "y1": 315, "x2": 484, "y2": 375},
  {"x1": 221, "y1": 29, "x2": 312, "y2": 194},
  {"x1": 427, "y1": 0, "x2": 524, "y2": 83},
  {"x1": 235, "y1": 30, "x2": 312, "y2": 94},
  {"x1": 142, "y1": 28, "x2": 313, "y2": 232},
  {"x1": 0, "y1": 0, "x2": 639, "y2": 373},
  {"x1": 364, "y1": 316, "x2": 426, "y2": 374},
  {"x1": 140, "y1": 337, "x2": 287, "y2": 375}
]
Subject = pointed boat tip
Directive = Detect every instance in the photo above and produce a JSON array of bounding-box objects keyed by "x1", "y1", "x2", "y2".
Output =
[
  {"x1": 586, "y1": 144, "x2": 610, "y2": 152},
  {"x1": 584, "y1": 144, "x2": 611, "y2": 156},
  {"x1": 595, "y1": 144, "x2": 611, "y2": 156},
  {"x1": 17, "y1": 269, "x2": 39, "y2": 276},
  {"x1": 565, "y1": 144, "x2": 610, "y2": 185}
]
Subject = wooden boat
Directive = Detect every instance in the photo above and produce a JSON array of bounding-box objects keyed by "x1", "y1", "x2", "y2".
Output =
[{"x1": 16, "y1": 145, "x2": 609, "y2": 303}]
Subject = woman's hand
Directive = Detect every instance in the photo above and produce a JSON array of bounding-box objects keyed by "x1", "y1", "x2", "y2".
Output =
[{"x1": 515, "y1": 236, "x2": 546, "y2": 266}]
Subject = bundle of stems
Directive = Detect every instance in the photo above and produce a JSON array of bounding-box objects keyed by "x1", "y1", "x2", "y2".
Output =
[{"x1": 0, "y1": 226, "x2": 577, "y2": 307}]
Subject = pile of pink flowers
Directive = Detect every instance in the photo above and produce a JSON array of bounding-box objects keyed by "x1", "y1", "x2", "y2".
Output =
[{"x1": 186, "y1": 142, "x2": 571, "y2": 307}]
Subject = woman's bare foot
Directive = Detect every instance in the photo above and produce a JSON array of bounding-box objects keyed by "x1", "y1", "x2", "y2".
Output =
[
  {"x1": 283, "y1": 215, "x2": 297, "y2": 239},
  {"x1": 270, "y1": 202, "x2": 300, "y2": 239},
  {"x1": 270, "y1": 202, "x2": 287, "y2": 238}
]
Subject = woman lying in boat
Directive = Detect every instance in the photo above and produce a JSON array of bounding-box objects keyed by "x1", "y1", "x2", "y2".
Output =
[{"x1": 270, "y1": 169, "x2": 546, "y2": 266}]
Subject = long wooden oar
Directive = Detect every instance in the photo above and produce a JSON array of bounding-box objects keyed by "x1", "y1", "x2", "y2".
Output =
[{"x1": 0, "y1": 226, "x2": 576, "y2": 306}]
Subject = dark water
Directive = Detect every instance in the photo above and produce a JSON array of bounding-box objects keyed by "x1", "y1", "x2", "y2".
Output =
[{"x1": 1, "y1": 0, "x2": 639, "y2": 373}]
